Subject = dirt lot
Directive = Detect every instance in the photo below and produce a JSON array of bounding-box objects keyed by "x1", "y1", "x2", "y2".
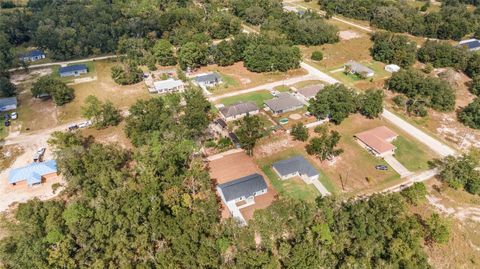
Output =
[{"x1": 207, "y1": 150, "x2": 277, "y2": 221}]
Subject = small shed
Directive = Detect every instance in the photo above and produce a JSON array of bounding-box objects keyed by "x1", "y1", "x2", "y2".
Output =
[
  {"x1": 19, "y1": 50, "x2": 46, "y2": 62},
  {"x1": 59, "y1": 64, "x2": 88, "y2": 77},
  {"x1": 385, "y1": 64, "x2": 400, "y2": 73},
  {"x1": 0, "y1": 97, "x2": 17, "y2": 112}
]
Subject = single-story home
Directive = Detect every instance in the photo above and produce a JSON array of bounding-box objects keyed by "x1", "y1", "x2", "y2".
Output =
[
  {"x1": 219, "y1": 102, "x2": 259, "y2": 121},
  {"x1": 354, "y1": 126, "x2": 398, "y2": 157},
  {"x1": 264, "y1": 92, "x2": 304, "y2": 115},
  {"x1": 297, "y1": 84, "x2": 324, "y2": 101},
  {"x1": 217, "y1": 173, "x2": 268, "y2": 206},
  {"x1": 151, "y1": 78, "x2": 184, "y2": 94},
  {"x1": 19, "y1": 50, "x2": 46, "y2": 62},
  {"x1": 459, "y1": 39, "x2": 480, "y2": 51},
  {"x1": 345, "y1": 60, "x2": 375, "y2": 78},
  {"x1": 0, "y1": 97, "x2": 17, "y2": 112},
  {"x1": 8, "y1": 160, "x2": 57, "y2": 187},
  {"x1": 272, "y1": 155, "x2": 320, "y2": 183},
  {"x1": 385, "y1": 64, "x2": 400, "y2": 73},
  {"x1": 193, "y1": 72, "x2": 222, "y2": 88},
  {"x1": 59, "y1": 64, "x2": 88, "y2": 77}
]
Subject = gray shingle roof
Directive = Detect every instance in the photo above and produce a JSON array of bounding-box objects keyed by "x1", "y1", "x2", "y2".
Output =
[
  {"x1": 298, "y1": 84, "x2": 324, "y2": 99},
  {"x1": 264, "y1": 93, "x2": 303, "y2": 113},
  {"x1": 194, "y1": 72, "x2": 222, "y2": 84},
  {"x1": 218, "y1": 173, "x2": 267, "y2": 202},
  {"x1": 220, "y1": 102, "x2": 258, "y2": 118},
  {"x1": 345, "y1": 60, "x2": 374, "y2": 75},
  {"x1": 272, "y1": 156, "x2": 319, "y2": 178}
]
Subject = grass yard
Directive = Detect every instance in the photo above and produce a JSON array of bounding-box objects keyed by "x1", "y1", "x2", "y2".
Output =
[
  {"x1": 217, "y1": 90, "x2": 272, "y2": 107},
  {"x1": 273, "y1": 85, "x2": 290, "y2": 92},
  {"x1": 292, "y1": 80, "x2": 325, "y2": 89},
  {"x1": 392, "y1": 136, "x2": 432, "y2": 171}
]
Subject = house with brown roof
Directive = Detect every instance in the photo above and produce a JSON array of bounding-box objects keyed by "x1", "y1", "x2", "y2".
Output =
[{"x1": 354, "y1": 126, "x2": 398, "y2": 157}]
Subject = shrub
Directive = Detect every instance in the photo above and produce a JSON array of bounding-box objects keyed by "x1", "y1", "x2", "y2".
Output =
[{"x1": 311, "y1": 51, "x2": 323, "y2": 61}]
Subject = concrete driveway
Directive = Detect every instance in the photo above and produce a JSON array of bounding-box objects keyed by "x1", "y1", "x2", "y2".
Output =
[{"x1": 384, "y1": 155, "x2": 413, "y2": 178}]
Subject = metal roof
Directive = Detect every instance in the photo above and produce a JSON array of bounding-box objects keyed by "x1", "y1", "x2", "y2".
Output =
[
  {"x1": 193, "y1": 72, "x2": 222, "y2": 84},
  {"x1": 218, "y1": 173, "x2": 267, "y2": 202},
  {"x1": 8, "y1": 160, "x2": 57, "y2": 186},
  {"x1": 460, "y1": 39, "x2": 480, "y2": 50},
  {"x1": 220, "y1": 102, "x2": 258, "y2": 118},
  {"x1": 153, "y1": 78, "x2": 183, "y2": 91},
  {"x1": 0, "y1": 97, "x2": 17, "y2": 109},
  {"x1": 272, "y1": 155, "x2": 319, "y2": 178},
  {"x1": 20, "y1": 50, "x2": 44, "y2": 58},
  {"x1": 59, "y1": 64, "x2": 87, "y2": 74},
  {"x1": 264, "y1": 93, "x2": 303, "y2": 113}
]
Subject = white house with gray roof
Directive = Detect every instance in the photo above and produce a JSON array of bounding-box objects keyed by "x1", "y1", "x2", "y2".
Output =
[
  {"x1": 264, "y1": 92, "x2": 304, "y2": 115},
  {"x1": 192, "y1": 72, "x2": 222, "y2": 88},
  {"x1": 219, "y1": 102, "x2": 259, "y2": 122},
  {"x1": 345, "y1": 60, "x2": 374, "y2": 78},
  {"x1": 272, "y1": 156, "x2": 331, "y2": 196},
  {"x1": 151, "y1": 78, "x2": 184, "y2": 94}
]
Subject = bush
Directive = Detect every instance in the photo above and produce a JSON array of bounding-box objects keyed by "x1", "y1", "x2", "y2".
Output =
[
  {"x1": 458, "y1": 98, "x2": 480, "y2": 129},
  {"x1": 311, "y1": 51, "x2": 323, "y2": 61},
  {"x1": 111, "y1": 64, "x2": 142, "y2": 85},
  {"x1": 291, "y1": 123, "x2": 309, "y2": 141}
]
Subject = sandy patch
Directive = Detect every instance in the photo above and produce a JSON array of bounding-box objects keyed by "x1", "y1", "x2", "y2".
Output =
[
  {"x1": 339, "y1": 30, "x2": 361, "y2": 40},
  {"x1": 289, "y1": 113, "x2": 302, "y2": 120},
  {"x1": 10, "y1": 68, "x2": 53, "y2": 85}
]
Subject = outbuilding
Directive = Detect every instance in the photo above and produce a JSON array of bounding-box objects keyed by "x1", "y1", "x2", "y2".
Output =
[
  {"x1": 59, "y1": 64, "x2": 88, "y2": 77},
  {"x1": 0, "y1": 97, "x2": 17, "y2": 112},
  {"x1": 19, "y1": 50, "x2": 46, "y2": 62}
]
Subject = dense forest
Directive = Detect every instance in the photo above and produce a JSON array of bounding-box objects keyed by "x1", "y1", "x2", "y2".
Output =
[{"x1": 0, "y1": 89, "x2": 449, "y2": 268}]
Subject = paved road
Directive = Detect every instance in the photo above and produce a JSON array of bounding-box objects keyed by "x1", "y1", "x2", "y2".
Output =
[{"x1": 8, "y1": 55, "x2": 119, "y2": 72}]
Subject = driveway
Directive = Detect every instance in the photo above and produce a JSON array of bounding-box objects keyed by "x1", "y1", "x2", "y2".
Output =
[{"x1": 383, "y1": 155, "x2": 413, "y2": 178}]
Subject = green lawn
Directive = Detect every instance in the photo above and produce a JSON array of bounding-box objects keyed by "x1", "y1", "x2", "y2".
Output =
[
  {"x1": 392, "y1": 136, "x2": 434, "y2": 171},
  {"x1": 219, "y1": 72, "x2": 239, "y2": 87},
  {"x1": 218, "y1": 90, "x2": 273, "y2": 107}
]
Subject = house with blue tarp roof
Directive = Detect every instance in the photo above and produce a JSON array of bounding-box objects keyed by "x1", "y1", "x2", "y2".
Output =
[
  {"x1": 59, "y1": 64, "x2": 88, "y2": 77},
  {"x1": 19, "y1": 50, "x2": 46, "y2": 62},
  {"x1": 8, "y1": 160, "x2": 57, "y2": 186}
]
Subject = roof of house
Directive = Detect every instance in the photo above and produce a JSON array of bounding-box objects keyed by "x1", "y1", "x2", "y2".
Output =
[
  {"x1": 20, "y1": 50, "x2": 44, "y2": 58},
  {"x1": 354, "y1": 126, "x2": 398, "y2": 154},
  {"x1": 297, "y1": 84, "x2": 324, "y2": 99},
  {"x1": 461, "y1": 39, "x2": 480, "y2": 50},
  {"x1": 385, "y1": 64, "x2": 400, "y2": 72},
  {"x1": 0, "y1": 97, "x2": 17, "y2": 108},
  {"x1": 193, "y1": 72, "x2": 222, "y2": 84},
  {"x1": 59, "y1": 64, "x2": 88, "y2": 74},
  {"x1": 345, "y1": 60, "x2": 374, "y2": 75},
  {"x1": 264, "y1": 93, "x2": 303, "y2": 113},
  {"x1": 220, "y1": 102, "x2": 258, "y2": 118},
  {"x1": 218, "y1": 173, "x2": 267, "y2": 202},
  {"x1": 153, "y1": 78, "x2": 183, "y2": 91},
  {"x1": 272, "y1": 155, "x2": 319, "y2": 178},
  {"x1": 8, "y1": 160, "x2": 57, "y2": 185}
]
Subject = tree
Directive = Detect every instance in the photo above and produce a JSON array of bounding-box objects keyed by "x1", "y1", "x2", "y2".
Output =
[
  {"x1": 236, "y1": 115, "x2": 265, "y2": 155},
  {"x1": 182, "y1": 88, "x2": 211, "y2": 138},
  {"x1": 31, "y1": 76, "x2": 74, "y2": 105},
  {"x1": 311, "y1": 51, "x2": 323, "y2": 61},
  {"x1": 308, "y1": 84, "x2": 357, "y2": 124},
  {"x1": 213, "y1": 41, "x2": 236, "y2": 66},
  {"x1": 459, "y1": 98, "x2": 480, "y2": 129},
  {"x1": 400, "y1": 182, "x2": 427, "y2": 205},
  {"x1": 81, "y1": 95, "x2": 121, "y2": 129},
  {"x1": 306, "y1": 129, "x2": 343, "y2": 161},
  {"x1": 417, "y1": 40, "x2": 468, "y2": 70},
  {"x1": 465, "y1": 53, "x2": 480, "y2": 78},
  {"x1": 358, "y1": 89, "x2": 384, "y2": 118},
  {"x1": 152, "y1": 39, "x2": 177, "y2": 66},
  {"x1": 178, "y1": 42, "x2": 208, "y2": 70},
  {"x1": 432, "y1": 152, "x2": 480, "y2": 195},
  {"x1": 468, "y1": 75, "x2": 480, "y2": 96},
  {"x1": 371, "y1": 32, "x2": 417, "y2": 67},
  {"x1": 291, "y1": 123, "x2": 309, "y2": 141},
  {"x1": 0, "y1": 76, "x2": 16, "y2": 97},
  {"x1": 111, "y1": 63, "x2": 142, "y2": 85},
  {"x1": 424, "y1": 213, "x2": 450, "y2": 244}
]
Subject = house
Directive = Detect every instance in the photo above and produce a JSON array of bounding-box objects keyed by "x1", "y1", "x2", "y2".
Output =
[
  {"x1": 272, "y1": 156, "x2": 320, "y2": 183},
  {"x1": 193, "y1": 72, "x2": 222, "y2": 88},
  {"x1": 385, "y1": 64, "x2": 401, "y2": 73},
  {"x1": 0, "y1": 97, "x2": 17, "y2": 112},
  {"x1": 296, "y1": 84, "x2": 324, "y2": 101},
  {"x1": 151, "y1": 78, "x2": 184, "y2": 93},
  {"x1": 345, "y1": 60, "x2": 375, "y2": 78},
  {"x1": 354, "y1": 126, "x2": 398, "y2": 157},
  {"x1": 217, "y1": 173, "x2": 268, "y2": 224},
  {"x1": 219, "y1": 102, "x2": 259, "y2": 121},
  {"x1": 264, "y1": 92, "x2": 304, "y2": 115},
  {"x1": 8, "y1": 160, "x2": 57, "y2": 187},
  {"x1": 459, "y1": 39, "x2": 480, "y2": 51},
  {"x1": 19, "y1": 50, "x2": 45, "y2": 62},
  {"x1": 59, "y1": 64, "x2": 88, "y2": 77}
]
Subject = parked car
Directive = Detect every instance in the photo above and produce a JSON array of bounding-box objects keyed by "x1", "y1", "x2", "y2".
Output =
[
  {"x1": 375, "y1": 165, "x2": 388, "y2": 171},
  {"x1": 4, "y1": 120, "x2": 10, "y2": 127},
  {"x1": 33, "y1": 147, "x2": 46, "y2": 162},
  {"x1": 11, "y1": 112, "x2": 17, "y2": 120},
  {"x1": 67, "y1": 124, "x2": 79, "y2": 131},
  {"x1": 78, "y1": 120, "x2": 92, "y2": 128}
]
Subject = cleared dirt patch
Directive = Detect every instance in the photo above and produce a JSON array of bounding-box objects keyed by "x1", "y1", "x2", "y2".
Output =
[{"x1": 339, "y1": 30, "x2": 361, "y2": 40}]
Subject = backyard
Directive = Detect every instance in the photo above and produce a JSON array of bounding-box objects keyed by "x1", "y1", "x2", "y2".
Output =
[{"x1": 217, "y1": 90, "x2": 272, "y2": 107}]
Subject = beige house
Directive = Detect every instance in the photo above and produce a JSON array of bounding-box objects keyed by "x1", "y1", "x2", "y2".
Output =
[{"x1": 354, "y1": 126, "x2": 398, "y2": 157}]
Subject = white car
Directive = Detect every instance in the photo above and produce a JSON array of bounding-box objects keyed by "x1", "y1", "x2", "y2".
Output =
[
  {"x1": 78, "y1": 120, "x2": 92, "y2": 128},
  {"x1": 11, "y1": 112, "x2": 17, "y2": 120}
]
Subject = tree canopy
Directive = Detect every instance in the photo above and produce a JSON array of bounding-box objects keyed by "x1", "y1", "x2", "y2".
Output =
[
  {"x1": 371, "y1": 32, "x2": 417, "y2": 68},
  {"x1": 31, "y1": 75, "x2": 74, "y2": 106}
]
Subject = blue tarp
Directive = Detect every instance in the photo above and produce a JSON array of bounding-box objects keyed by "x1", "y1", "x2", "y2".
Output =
[{"x1": 8, "y1": 160, "x2": 57, "y2": 186}]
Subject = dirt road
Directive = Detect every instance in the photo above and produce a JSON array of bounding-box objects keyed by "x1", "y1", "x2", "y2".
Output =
[{"x1": 8, "y1": 55, "x2": 119, "y2": 72}]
